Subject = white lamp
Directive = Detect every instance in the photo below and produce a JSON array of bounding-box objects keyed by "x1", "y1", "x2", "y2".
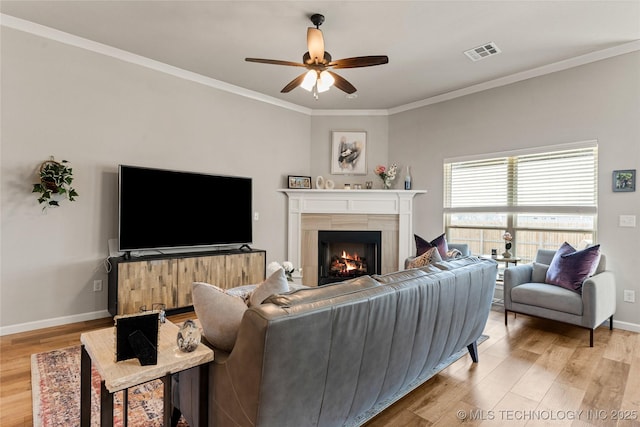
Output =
[
  {"x1": 316, "y1": 70, "x2": 335, "y2": 93},
  {"x1": 301, "y1": 70, "x2": 317, "y2": 91}
]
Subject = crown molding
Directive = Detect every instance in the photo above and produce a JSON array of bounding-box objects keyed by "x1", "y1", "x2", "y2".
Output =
[
  {"x1": 311, "y1": 109, "x2": 388, "y2": 116},
  {"x1": 388, "y1": 39, "x2": 640, "y2": 115},
  {"x1": 3, "y1": 14, "x2": 639, "y2": 117},
  {"x1": 0, "y1": 14, "x2": 312, "y2": 115}
]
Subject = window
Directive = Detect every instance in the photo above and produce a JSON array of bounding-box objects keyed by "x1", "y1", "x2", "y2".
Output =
[{"x1": 444, "y1": 142, "x2": 597, "y2": 262}]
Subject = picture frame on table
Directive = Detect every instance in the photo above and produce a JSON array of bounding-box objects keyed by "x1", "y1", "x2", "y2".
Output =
[
  {"x1": 114, "y1": 311, "x2": 160, "y2": 365},
  {"x1": 331, "y1": 131, "x2": 367, "y2": 175},
  {"x1": 288, "y1": 175, "x2": 312, "y2": 189},
  {"x1": 612, "y1": 169, "x2": 635, "y2": 192}
]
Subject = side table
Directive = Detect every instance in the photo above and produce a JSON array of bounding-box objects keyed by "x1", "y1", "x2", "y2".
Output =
[
  {"x1": 80, "y1": 319, "x2": 213, "y2": 427},
  {"x1": 481, "y1": 255, "x2": 522, "y2": 307}
]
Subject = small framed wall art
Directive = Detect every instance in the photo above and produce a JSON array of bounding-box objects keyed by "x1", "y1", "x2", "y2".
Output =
[
  {"x1": 331, "y1": 131, "x2": 367, "y2": 175},
  {"x1": 288, "y1": 175, "x2": 312, "y2": 189},
  {"x1": 612, "y1": 169, "x2": 635, "y2": 192}
]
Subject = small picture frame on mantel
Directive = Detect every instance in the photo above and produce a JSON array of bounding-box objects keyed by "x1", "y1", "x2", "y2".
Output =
[
  {"x1": 612, "y1": 169, "x2": 636, "y2": 192},
  {"x1": 288, "y1": 175, "x2": 312, "y2": 189}
]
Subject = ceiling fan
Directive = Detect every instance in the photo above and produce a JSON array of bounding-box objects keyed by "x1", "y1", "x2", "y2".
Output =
[{"x1": 245, "y1": 13, "x2": 389, "y2": 99}]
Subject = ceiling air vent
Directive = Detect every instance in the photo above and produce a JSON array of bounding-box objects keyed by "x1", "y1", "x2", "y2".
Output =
[{"x1": 464, "y1": 42, "x2": 501, "y2": 62}]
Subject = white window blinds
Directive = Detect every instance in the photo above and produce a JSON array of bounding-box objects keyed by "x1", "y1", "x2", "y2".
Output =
[{"x1": 444, "y1": 143, "x2": 597, "y2": 214}]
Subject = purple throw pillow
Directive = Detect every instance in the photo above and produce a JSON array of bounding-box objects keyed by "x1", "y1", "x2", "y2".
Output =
[
  {"x1": 414, "y1": 234, "x2": 432, "y2": 256},
  {"x1": 414, "y1": 233, "x2": 449, "y2": 259},
  {"x1": 545, "y1": 242, "x2": 601, "y2": 293}
]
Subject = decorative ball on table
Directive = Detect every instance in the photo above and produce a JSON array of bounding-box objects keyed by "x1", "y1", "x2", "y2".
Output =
[{"x1": 177, "y1": 319, "x2": 201, "y2": 352}]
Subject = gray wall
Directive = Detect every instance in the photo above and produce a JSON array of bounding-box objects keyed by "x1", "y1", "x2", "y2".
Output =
[
  {"x1": 1, "y1": 27, "x2": 310, "y2": 330},
  {"x1": 310, "y1": 115, "x2": 389, "y2": 189},
  {"x1": 389, "y1": 52, "x2": 640, "y2": 328}
]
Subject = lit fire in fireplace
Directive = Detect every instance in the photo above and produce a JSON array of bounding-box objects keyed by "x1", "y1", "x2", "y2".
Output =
[{"x1": 329, "y1": 251, "x2": 368, "y2": 277}]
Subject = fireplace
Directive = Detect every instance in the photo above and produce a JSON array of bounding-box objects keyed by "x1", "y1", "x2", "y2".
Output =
[
  {"x1": 318, "y1": 230, "x2": 381, "y2": 285},
  {"x1": 280, "y1": 189, "x2": 425, "y2": 286}
]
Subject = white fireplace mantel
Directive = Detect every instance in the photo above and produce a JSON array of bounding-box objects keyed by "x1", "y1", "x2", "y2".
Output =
[{"x1": 278, "y1": 189, "x2": 426, "y2": 272}]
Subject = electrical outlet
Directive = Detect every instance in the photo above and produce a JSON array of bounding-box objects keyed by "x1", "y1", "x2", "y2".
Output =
[
  {"x1": 93, "y1": 280, "x2": 103, "y2": 292},
  {"x1": 254, "y1": 212, "x2": 259, "y2": 221},
  {"x1": 623, "y1": 290, "x2": 635, "y2": 303},
  {"x1": 619, "y1": 215, "x2": 636, "y2": 227}
]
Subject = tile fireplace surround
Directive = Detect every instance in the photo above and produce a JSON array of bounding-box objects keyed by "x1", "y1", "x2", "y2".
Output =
[{"x1": 279, "y1": 189, "x2": 426, "y2": 286}]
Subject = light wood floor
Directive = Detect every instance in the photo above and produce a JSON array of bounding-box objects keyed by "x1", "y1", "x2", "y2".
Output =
[{"x1": 1, "y1": 309, "x2": 638, "y2": 426}]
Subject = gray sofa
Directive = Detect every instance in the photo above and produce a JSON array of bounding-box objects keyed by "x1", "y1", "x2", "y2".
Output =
[
  {"x1": 175, "y1": 256, "x2": 497, "y2": 427},
  {"x1": 504, "y1": 249, "x2": 615, "y2": 347}
]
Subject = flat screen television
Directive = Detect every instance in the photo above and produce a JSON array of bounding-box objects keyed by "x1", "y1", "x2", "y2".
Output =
[{"x1": 118, "y1": 165, "x2": 252, "y2": 252}]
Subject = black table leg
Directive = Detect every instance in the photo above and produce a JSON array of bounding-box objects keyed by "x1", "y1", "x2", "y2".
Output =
[
  {"x1": 198, "y1": 364, "x2": 209, "y2": 425},
  {"x1": 100, "y1": 381, "x2": 114, "y2": 427},
  {"x1": 123, "y1": 389, "x2": 128, "y2": 426},
  {"x1": 163, "y1": 373, "x2": 172, "y2": 427},
  {"x1": 80, "y1": 346, "x2": 91, "y2": 427}
]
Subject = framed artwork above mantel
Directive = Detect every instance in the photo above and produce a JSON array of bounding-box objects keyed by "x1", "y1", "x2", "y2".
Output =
[{"x1": 331, "y1": 131, "x2": 367, "y2": 175}]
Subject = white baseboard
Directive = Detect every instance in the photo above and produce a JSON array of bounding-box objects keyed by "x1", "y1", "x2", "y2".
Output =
[
  {"x1": 0, "y1": 310, "x2": 111, "y2": 336},
  {"x1": 611, "y1": 319, "x2": 640, "y2": 333}
]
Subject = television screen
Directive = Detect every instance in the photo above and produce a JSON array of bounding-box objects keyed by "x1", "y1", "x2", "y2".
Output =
[{"x1": 118, "y1": 165, "x2": 252, "y2": 252}]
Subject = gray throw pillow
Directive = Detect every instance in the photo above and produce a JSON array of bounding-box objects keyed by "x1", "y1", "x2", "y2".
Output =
[
  {"x1": 192, "y1": 281, "x2": 248, "y2": 351},
  {"x1": 248, "y1": 267, "x2": 290, "y2": 307},
  {"x1": 532, "y1": 262, "x2": 549, "y2": 283}
]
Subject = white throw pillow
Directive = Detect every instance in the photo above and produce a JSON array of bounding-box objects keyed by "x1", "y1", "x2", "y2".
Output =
[
  {"x1": 192, "y1": 281, "x2": 248, "y2": 351},
  {"x1": 249, "y1": 268, "x2": 290, "y2": 307}
]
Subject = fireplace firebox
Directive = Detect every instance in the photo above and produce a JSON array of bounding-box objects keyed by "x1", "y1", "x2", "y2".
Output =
[{"x1": 318, "y1": 230, "x2": 381, "y2": 286}]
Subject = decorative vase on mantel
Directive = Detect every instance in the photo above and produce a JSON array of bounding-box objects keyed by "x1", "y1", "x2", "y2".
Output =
[{"x1": 383, "y1": 178, "x2": 392, "y2": 189}]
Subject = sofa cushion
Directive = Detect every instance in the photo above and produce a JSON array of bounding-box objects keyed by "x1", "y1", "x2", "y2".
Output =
[
  {"x1": 373, "y1": 268, "x2": 428, "y2": 284},
  {"x1": 249, "y1": 268, "x2": 290, "y2": 307},
  {"x1": 226, "y1": 284, "x2": 257, "y2": 304},
  {"x1": 511, "y1": 282, "x2": 583, "y2": 316},
  {"x1": 263, "y1": 275, "x2": 380, "y2": 307},
  {"x1": 434, "y1": 256, "x2": 484, "y2": 270},
  {"x1": 192, "y1": 281, "x2": 248, "y2": 351},
  {"x1": 406, "y1": 247, "x2": 440, "y2": 269},
  {"x1": 545, "y1": 242, "x2": 601, "y2": 292},
  {"x1": 414, "y1": 233, "x2": 449, "y2": 259}
]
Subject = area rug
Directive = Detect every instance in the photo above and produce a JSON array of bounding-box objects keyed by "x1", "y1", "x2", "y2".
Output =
[{"x1": 31, "y1": 346, "x2": 189, "y2": 427}]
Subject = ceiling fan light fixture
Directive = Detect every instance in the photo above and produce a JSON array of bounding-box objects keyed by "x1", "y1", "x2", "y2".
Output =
[
  {"x1": 301, "y1": 70, "x2": 317, "y2": 91},
  {"x1": 316, "y1": 71, "x2": 335, "y2": 92}
]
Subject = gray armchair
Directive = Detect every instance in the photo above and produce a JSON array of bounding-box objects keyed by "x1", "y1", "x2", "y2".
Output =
[{"x1": 504, "y1": 249, "x2": 615, "y2": 347}]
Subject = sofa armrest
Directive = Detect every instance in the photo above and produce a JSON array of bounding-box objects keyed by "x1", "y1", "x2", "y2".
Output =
[
  {"x1": 581, "y1": 271, "x2": 616, "y2": 328},
  {"x1": 503, "y1": 264, "x2": 533, "y2": 308}
]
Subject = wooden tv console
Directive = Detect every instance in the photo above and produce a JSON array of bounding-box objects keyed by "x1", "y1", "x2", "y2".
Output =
[{"x1": 108, "y1": 248, "x2": 265, "y2": 316}]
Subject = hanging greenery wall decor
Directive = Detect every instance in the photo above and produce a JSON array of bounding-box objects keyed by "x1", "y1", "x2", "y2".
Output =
[{"x1": 32, "y1": 157, "x2": 79, "y2": 210}]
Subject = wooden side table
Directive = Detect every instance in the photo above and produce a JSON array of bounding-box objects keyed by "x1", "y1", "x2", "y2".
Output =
[{"x1": 80, "y1": 320, "x2": 213, "y2": 427}]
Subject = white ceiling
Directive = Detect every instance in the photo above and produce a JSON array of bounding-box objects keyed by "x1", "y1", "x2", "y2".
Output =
[{"x1": 2, "y1": 1, "x2": 639, "y2": 111}]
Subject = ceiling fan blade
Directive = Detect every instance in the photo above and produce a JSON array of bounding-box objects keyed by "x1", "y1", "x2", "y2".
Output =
[
  {"x1": 327, "y1": 71, "x2": 356, "y2": 94},
  {"x1": 245, "y1": 58, "x2": 306, "y2": 67},
  {"x1": 306, "y1": 28, "x2": 325, "y2": 64},
  {"x1": 281, "y1": 72, "x2": 309, "y2": 93},
  {"x1": 329, "y1": 55, "x2": 389, "y2": 69}
]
